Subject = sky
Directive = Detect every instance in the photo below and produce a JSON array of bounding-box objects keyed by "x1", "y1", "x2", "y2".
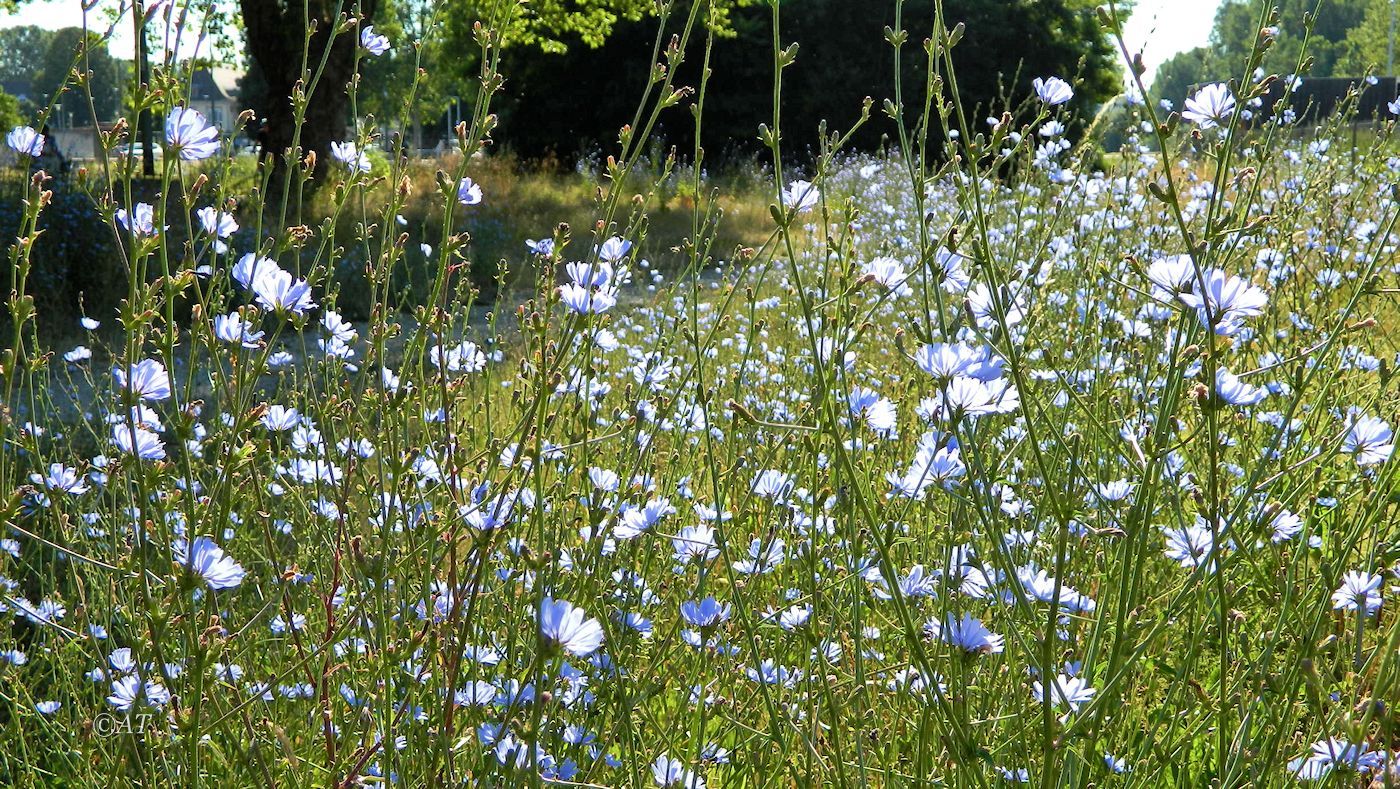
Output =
[
  {"x1": 2, "y1": 1, "x2": 136, "y2": 56},
  {"x1": 0, "y1": 0, "x2": 217, "y2": 61},
  {"x1": 2, "y1": 0, "x2": 1223, "y2": 85},
  {"x1": 1120, "y1": 0, "x2": 1226, "y2": 84}
]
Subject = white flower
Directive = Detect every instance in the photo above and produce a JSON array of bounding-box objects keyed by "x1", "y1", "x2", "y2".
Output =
[
  {"x1": 888, "y1": 433, "x2": 966, "y2": 498},
  {"x1": 165, "y1": 106, "x2": 220, "y2": 160},
  {"x1": 429, "y1": 340, "x2": 486, "y2": 373},
  {"x1": 566, "y1": 260, "x2": 614, "y2": 288},
  {"x1": 940, "y1": 375, "x2": 1019, "y2": 417},
  {"x1": 1176, "y1": 269, "x2": 1267, "y2": 336},
  {"x1": 849, "y1": 387, "x2": 898, "y2": 432},
  {"x1": 1342, "y1": 414, "x2": 1394, "y2": 466},
  {"x1": 558, "y1": 283, "x2": 617, "y2": 314},
  {"x1": 195, "y1": 206, "x2": 238, "y2": 242},
  {"x1": 1331, "y1": 571, "x2": 1382, "y2": 614},
  {"x1": 1033, "y1": 76, "x2": 1074, "y2": 105},
  {"x1": 321, "y1": 310, "x2": 357, "y2": 343},
  {"x1": 1214, "y1": 367, "x2": 1266, "y2": 406},
  {"x1": 1182, "y1": 83, "x2": 1236, "y2": 129},
  {"x1": 538, "y1": 597, "x2": 605, "y2": 656},
  {"x1": 1269, "y1": 509, "x2": 1304, "y2": 543},
  {"x1": 652, "y1": 754, "x2": 705, "y2": 788},
  {"x1": 1146, "y1": 254, "x2": 1196, "y2": 301},
  {"x1": 732, "y1": 537, "x2": 785, "y2": 575},
  {"x1": 1289, "y1": 738, "x2": 1383, "y2": 780},
  {"x1": 912, "y1": 342, "x2": 979, "y2": 378},
  {"x1": 261, "y1": 405, "x2": 300, "y2": 431},
  {"x1": 360, "y1": 25, "x2": 390, "y2": 55},
  {"x1": 106, "y1": 675, "x2": 142, "y2": 711},
  {"x1": 933, "y1": 246, "x2": 971, "y2": 292},
  {"x1": 1162, "y1": 517, "x2": 1218, "y2": 570},
  {"x1": 33, "y1": 463, "x2": 88, "y2": 495},
  {"x1": 213, "y1": 312, "x2": 264, "y2": 348},
  {"x1": 117, "y1": 203, "x2": 162, "y2": 236},
  {"x1": 680, "y1": 597, "x2": 730, "y2": 628},
  {"x1": 1033, "y1": 673, "x2": 1096, "y2": 713},
  {"x1": 751, "y1": 469, "x2": 794, "y2": 502},
  {"x1": 6, "y1": 125, "x2": 43, "y2": 156},
  {"x1": 457, "y1": 176, "x2": 483, "y2": 205},
  {"x1": 175, "y1": 536, "x2": 246, "y2": 590},
  {"x1": 113, "y1": 359, "x2": 171, "y2": 402},
  {"x1": 862, "y1": 256, "x2": 910, "y2": 294},
  {"x1": 232, "y1": 254, "x2": 279, "y2": 290},
  {"x1": 329, "y1": 140, "x2": 371, "y2": 173},
  {"x1": 926, "y1": 613, "x2": 1004, "y2": 655},
  {"x1": 251, "y1": 268, "x2": 316, "y2": 315},
  {"x1": 598, "y1": 236, "x2": 632, "y2": 262},
  {"x1": 780, "y1": 179, "x2": 820, "y2": 212},
  {"x1": 112, "y1": 423, "x2": 166, "y2": 461}
]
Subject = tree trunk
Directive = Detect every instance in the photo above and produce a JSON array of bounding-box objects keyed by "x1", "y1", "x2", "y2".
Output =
[
  {"x1": 240, "y1": 0, "x2": 379, "y2": 185},
  {"x1": 136, "y1": 5, "x2": 154, "y2": 177}
]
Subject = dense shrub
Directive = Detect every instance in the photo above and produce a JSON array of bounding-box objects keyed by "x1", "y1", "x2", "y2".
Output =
[{"x1": 0, "y1": 174, "x2": 124, "y2": 332}]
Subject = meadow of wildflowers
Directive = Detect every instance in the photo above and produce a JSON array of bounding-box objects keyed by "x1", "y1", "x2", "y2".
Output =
[{"x1": 2, "y1": 1, "x2": 1399, "y2": 786}]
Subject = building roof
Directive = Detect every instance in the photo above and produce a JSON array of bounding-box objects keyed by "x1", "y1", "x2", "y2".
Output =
[
  {"x1": 2, "y1": 78, "x2": 32, "y2": 101},
  {"x1": 190, "y1": 68, "x2": 242, "y2": 102}
]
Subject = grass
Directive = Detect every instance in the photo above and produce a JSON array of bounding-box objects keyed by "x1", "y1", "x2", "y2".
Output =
[{"x1": 6, "y1": 150, "x2": 775, "y2": 349}]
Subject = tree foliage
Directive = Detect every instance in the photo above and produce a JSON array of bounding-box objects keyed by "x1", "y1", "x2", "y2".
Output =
[
  {"x1": 1149, "y1": 0, "x2": 1392, "y2": 107},
  {"x1": 1151, "y1": 46, "x2": 1218, "y2": 108},
  {"x1": 430, "y1": 0, "x2": 750, "y2": 115},
  {"x1": 1214, "y1": 0, "x2": 1371, "y2": 77},
  {"x1": 36, "y1": 27, "x2": 121, "y2": 123},
  {"x1": 355, "y1": 0, "x2": 461, "y2": 149},
  {"x1": 0, "y1": 25, "x2": 54, "y2": 101},
  {"x1": 238, "y1": 0, "x2": 697, "y2": 175},
  {"x1": 23, "y1": 26, "x2": 122, "y2": 122},
  {"x1": 1335, "y1": 0, "x2": 1398, "y2": 75},
  {"x1": 0, "y1": 89, "x2": 21, "y2": 132},
  {"x1": 482, "y1": 0, "x2": 1121, "y2": 163}
]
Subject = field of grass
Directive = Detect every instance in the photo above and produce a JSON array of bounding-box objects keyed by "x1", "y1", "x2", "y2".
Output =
[
  {"x1": 4, "y1": 3, "x2": 1400, "y2": 787},
  {"x1": 1, "y1": 150, "x2": 775, "y2": 345}
]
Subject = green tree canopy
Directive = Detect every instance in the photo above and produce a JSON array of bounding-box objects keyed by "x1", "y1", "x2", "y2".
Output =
[
  {"x1": 35, "y1": 27, "x2": 122, "y2": 123},
  {"x1": 237, "y1": 0, "x2": 712, "y2": 177},
  {"x1": 0, "y1": 89, "x2": 22, "y2": 132},
  {"x1": 1151, "y1": 46, "x2": 1218, "y2": 108},
  {"x1": 478, "y1": 0, "x2": 1121, "y2": 163},
  {"x1": 0, "y1": 25, "x2": 54, "y2": 106},
  {"x1": 1336, "y1": 0, "x2": 1397, "y2": 75},
  {"x1": 1150, "y1": 0, "x2": 1389, "y2": 102},
  {"x1": 356, "y1": 0, "x2": 457, "y2": 149},
  {"x1": 1210, "y1": 0, "x2": 1372, "y2": 78}
]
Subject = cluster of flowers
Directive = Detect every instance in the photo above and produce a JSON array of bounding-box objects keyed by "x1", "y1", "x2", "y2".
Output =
[{"x1": 5, "y1": 58, "x2": 1400, "y2": 786}]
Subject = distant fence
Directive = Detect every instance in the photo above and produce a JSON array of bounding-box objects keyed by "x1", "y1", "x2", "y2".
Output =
[{"x1": 1253, "y1": 76, "x2": 1398, "y2": 124}]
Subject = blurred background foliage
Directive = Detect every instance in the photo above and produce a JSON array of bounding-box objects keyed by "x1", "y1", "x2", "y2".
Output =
[
  {"x1": 1150, "y1": 0, "x2": 1394, "y2": 107},
  {"x1": 458, "y1": 0, "x2": 1122, "y2": 162}
]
